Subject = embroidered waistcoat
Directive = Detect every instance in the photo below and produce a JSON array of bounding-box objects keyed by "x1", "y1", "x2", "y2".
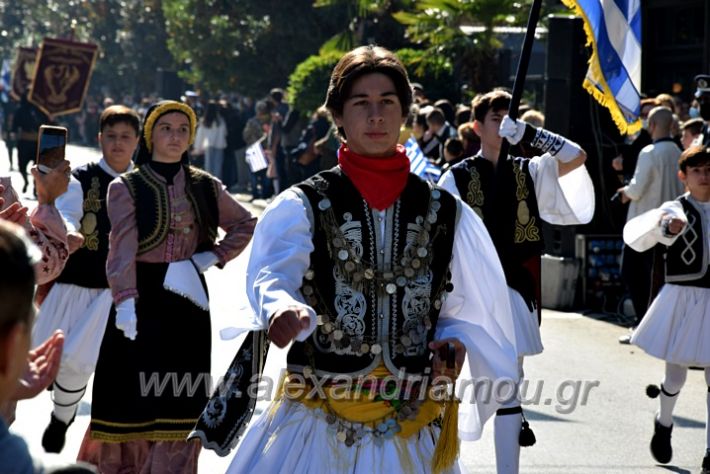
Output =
[
  {"x1": 450, "y1": 156, "x2": 545, "y2": 306},
  {"x1": 665, "y1": 195, "x2": 710, "y2": 287},
  {"x1": 56, "y1": 163, "x2": 113, "y2": 288},
  {"x1": 288, "y1": 169, "x2": 458, "y2": 378},
  {"x1": 120, "y1": 165, "x2": 219, "y2": 255}
]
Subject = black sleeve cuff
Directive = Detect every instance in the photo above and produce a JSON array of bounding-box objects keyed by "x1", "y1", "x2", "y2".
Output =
[{"x1": 521, "y1": 123, "x2": 538, "y2": 144}]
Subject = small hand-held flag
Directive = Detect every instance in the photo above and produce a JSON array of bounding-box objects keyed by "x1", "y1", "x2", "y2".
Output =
[
  {"x1": 561, "y1": 0, "x2": 642, "y2": 135},
  {"x1": 404, "y1": 137, "x2": 441, "y2": 183},
  {"x1": 245, "y1": 139, "x2": 269, "y2": 173}
]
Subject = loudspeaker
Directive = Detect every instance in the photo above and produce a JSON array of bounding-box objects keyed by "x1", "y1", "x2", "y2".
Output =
[
  {"x1": 544, "y1": 15, "x2": 590, "y2": 138},
  {"x1": 542, "y1": 14, "x2": 627, "y2": 241},
  {"x1": 155, "y1": 69, "x2": 184, "y2": 101}
]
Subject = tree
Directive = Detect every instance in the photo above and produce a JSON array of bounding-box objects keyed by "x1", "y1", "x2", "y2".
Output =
[
  {"x1": 392, "y1": 0, "x2": 566, "y2": 94},
  {"x1": 287, "y1": 52, "x2": 341, "y2": 114},
  {"x1": 163, "y1": 0, "x2": 345, "y2": 97},
  {"x1": 313, "y1": 0, "x2": 409, "y2": 53}
]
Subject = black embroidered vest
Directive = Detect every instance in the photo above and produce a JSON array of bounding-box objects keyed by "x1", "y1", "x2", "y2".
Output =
[
  {"x1": 665, "y1": 195, "x2": 710, "y2": 287},
  {"x1": 450, "y1": 156, "x2": 545, "y2": 307},
  {"x1": 56, "y1": 163, "x2": 113, "y2": 288},
  {"x1": 288, "y1": 169, "x2": 457, "y2": 378},
  {"x1": 120, "y1": 164, "x2": 219, "y2": 255}
]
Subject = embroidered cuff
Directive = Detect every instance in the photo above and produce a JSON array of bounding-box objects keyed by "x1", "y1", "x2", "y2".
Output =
[
  {"x1": 529, "y1": 128, "x2": 582, "y2": 163},
  {"x1": 114, "y1": 288, "x2": 139, "y2": 305}
]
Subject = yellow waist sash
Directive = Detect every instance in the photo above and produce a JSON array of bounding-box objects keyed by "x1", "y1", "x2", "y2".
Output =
[{"x1": 282, "y1": 364, "x2": 442, "y2": 439}]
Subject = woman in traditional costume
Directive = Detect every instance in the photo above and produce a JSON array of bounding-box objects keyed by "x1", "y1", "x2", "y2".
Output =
[{"x1": 78, "y1": 100, "x2": 256, "y2": 473}]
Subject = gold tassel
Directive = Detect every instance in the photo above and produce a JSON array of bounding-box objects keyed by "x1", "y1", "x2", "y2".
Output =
[{"x1": 432, "y1": 388, "x2": 460, "y2": 474}]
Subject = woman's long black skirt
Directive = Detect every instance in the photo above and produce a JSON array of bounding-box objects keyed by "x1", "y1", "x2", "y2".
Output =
[{"x1": 90, "y1": 262, "x2": 211, "y2": 442}]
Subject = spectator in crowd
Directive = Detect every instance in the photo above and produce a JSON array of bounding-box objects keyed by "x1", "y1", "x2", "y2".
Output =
[
  {"x1": 220, "y1": 98, "x2": 246, "y2": 190},
  {"x1": 434, "y1": 98, "x2": 456, "y2": 125},
  {"x1": 290, "y1": 107, "x2": 331, "y2": 182},
  {"x1": 612, "y1": 98, "x2": 659, "y2": 183},
  {"x1": 11, "y1": 93, "x2": 50, "y2": 194},
  {"x1": 194, "y1": 100, "x2": 228, "y2": 180},
  {"x1": 242, "y1": 100, "x2": 274, "y2": 200},
  {"x1": 458, "y1": 121, "x2": 481, "y2": 157},
  {"x1": 440, "y1": 136, "x2": 465, "y2": 173},
  {"x1": 411, "y1": 82, "x2": 429, "y2": 105},
  {"x1": 1, "y1": 163, "x2": 70, "y2": 285},
  {"x1": 681, "y1": 118, "x2": 706, "y2": 150},
  {"x1": 0, "y1": 221, "x2": 96, "y2": 473},
  {"x1": 422, "y1": 107, "x2": 457, "y2": 162},
  {"x1": 455, "y1": 105, "x2": 472, "y2": 128}
]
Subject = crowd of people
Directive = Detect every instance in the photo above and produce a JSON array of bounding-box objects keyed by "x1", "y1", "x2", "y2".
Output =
[{"x1": 0, "y1": 44, "x2": 708, "y2": 474}]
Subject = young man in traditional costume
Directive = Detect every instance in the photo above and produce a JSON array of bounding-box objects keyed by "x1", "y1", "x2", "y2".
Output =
[
  {"x1": 438, "y1": 89, "x2": 594, "y2": 473},
  {"x1": 194, "y1": 46, "x2": 519, "y2": 474}
]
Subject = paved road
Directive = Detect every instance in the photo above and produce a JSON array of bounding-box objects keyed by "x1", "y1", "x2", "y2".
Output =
[{"x1": 3, "y1": 144, "x2": 708, "y2": 473}]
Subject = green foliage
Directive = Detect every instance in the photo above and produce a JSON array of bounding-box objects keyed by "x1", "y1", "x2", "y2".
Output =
[
  {"x1": 392, "y1": 0, "x2": 564, "y2": 94},
  {"x1": 163, "y1": 0, "x2": 345, "y2": 97},
  {"x1": 313, "y1": 0, "x2": 410, "y2": 52},
  {"x1": 287, "y1": 52, "x2": 342, "y2": 114},
  {"x1": 395, "y1": 48, "x2": 456, "y2": 102}
]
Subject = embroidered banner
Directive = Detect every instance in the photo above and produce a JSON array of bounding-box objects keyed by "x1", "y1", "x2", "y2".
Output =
[
  {"x1": 28, "y1": 38, "x2": 98, "y2": 117},
  {"x1": 10, "y1": 47, "x2": 37, "y2": 100}
]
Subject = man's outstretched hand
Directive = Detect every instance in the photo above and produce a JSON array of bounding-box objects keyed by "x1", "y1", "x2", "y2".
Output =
[
  {"x1": 14, "y1": 330, "x2": 64, "y2": 401},
  {"x1": 268, "y1": 306, "x2": 311, "y2": 348}
]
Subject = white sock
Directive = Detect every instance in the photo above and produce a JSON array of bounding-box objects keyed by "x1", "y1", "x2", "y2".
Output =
[
  {"x1": 658, "y1": 363, "x2": 687, "y2": 427},
  {"x1": 494, "y1": 410, "x2": 522, "y2": 474},
  {"x1": 52, "y1": 364, "x2": 90, "y2": 424}
]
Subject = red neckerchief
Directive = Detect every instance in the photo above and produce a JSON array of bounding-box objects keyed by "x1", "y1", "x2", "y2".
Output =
[{"x1": 337, "y1": 144, "x2": 410, "y2": 210}]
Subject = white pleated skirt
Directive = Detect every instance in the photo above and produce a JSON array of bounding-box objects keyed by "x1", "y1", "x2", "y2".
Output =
[
  {"x1": 631, "y1": 283, "x2": 710, "y2": 367},
  {"x1": 32, "y1": 283, "x2": 113, "y2": 375},
  {"x1": 509, "y1": 288, "x2": 544, "y2": 357},
  {"x1": 226, "y1": 399, "x2": 462, "y2": 474}
]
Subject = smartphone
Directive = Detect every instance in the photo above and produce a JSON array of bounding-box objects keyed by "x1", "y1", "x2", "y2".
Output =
[{"x1": 36, "y1": 125, "x2": 68, "y2": 174}]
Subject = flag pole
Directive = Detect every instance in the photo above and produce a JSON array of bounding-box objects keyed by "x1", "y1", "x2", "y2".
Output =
[{"x1": 496, "y1": 0, "x2": 543, "y2": 166}]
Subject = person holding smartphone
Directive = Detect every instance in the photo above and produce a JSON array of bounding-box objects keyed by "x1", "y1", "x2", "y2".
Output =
[
  {"x1": 34, "y1": 106, "x2": 141, "y2": 454},
  {"x1": 77, "y1": 100, "x2": 256, "y2": 473},
  {"x1": 0, "y1": 162, "x2": 70, "y2": 284}
]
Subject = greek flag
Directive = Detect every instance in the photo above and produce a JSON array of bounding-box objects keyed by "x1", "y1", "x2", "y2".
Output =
[
  {"x1": 404, "y1": 137, "x2": 440, "y2": 182},
  {"x1": 562, "y1": 0, "x2": 642, "y2": 135},
  {"x1": 0, "y1": 60, "x2": 10, "y2": 102},
  {"x1": 245, "y1": 139, "x2": 269, "y2": 173}
]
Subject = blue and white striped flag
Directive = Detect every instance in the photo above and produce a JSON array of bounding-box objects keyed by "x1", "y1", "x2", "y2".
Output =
[
  {"x1": 0, "y1": 60, "x2": 10, "y2": 102},
  {"x1": 404, "y1": 137, "x2": 440, "y2": 182},
  {"x1": 562, "y1": 0, "x2": 642, "y2": 135},
  {"x1": 245, "y1": 139, "x2": 269, "y2": 173}
]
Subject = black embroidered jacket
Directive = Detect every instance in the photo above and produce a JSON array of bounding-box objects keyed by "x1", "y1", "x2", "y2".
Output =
[
  {"x1": 120, "y1": 164, "x2": 219, "y2": 255},
  {"x1": 288, "y1": 169, "x2": 458, "y2": 377},
  {"x1": 56, "y1": 163, "x2": 113, "y2": 288},
  {"x1": 450, "y1": 156, "x2": 545, "y2": 308},
  {"x1": 665, "y1": 195, "x2": 710, "y2": 288}
]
